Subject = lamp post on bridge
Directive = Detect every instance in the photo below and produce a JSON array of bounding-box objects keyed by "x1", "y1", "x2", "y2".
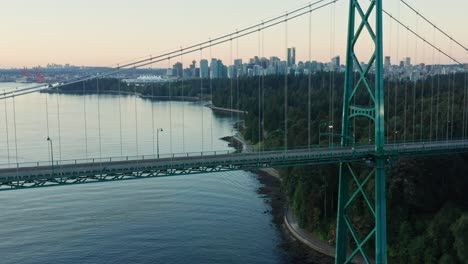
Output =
[
  {"x1": 156, "y1": 128, "x2": 163, "y2": 159},
  {"x1": 47, "y1": 137, "x2": 54, "y2": 177}
]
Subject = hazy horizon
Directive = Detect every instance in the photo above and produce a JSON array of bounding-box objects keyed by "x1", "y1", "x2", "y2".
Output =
[{"x1": 1, "y1": 0, "x2": 467, "y2": 69}]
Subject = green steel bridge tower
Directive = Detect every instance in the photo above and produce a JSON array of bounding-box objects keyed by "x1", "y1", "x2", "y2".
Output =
[{"x1": 336, "y1": 0, "x2": 387, "y2": 263}]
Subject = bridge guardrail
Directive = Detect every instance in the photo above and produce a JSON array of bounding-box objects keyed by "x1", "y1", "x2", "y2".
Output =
[{"x1": 0, "y1": 140, "x2": 467, "y2": 170}]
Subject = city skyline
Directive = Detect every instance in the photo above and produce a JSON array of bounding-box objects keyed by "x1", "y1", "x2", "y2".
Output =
[{"x1": 1, "y1": 0, "x2": 467, "y2": 68}]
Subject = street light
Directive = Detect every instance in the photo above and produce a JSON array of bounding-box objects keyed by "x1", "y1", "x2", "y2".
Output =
[
  {"x1": 328, "y1": 125, "x2": 334, "y2": 148},
  {"x1": 156, "y1": 128, "x2": 163, "y2": 159},
  {"x1": 47, "y1": 137, "x2": 54, "y2": 177}
]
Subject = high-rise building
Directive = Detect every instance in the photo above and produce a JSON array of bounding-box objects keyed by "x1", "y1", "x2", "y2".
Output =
[
  {"x1": 210, "y1": 58, "x2": 219, "y2": 79},
  {"x1": 405, "y1": 57, "x2": 411, "y2": 67},
  {"x1": 190, "y1": 60, "x2": 197, "y2": 77},
  {"x1": 200, "y1": 59, "x2": 209, "y2": 78},
  {"x1": 210, "y1": 59, "x2": 227, "y2": 79},
  {"x1": 287, "y1": 47, "x2": 296, "y2": 66},
  {"x1": 234, "y1": 59, "x2": 243, "y2": 77},
  {"x1": 173, "y1": 62, "x2": 183, "y2": 78},
  {"x1": 384, "y1": 56, "x2": 391, "y2": 68},
  {"x1": 331, "y1": 56, "x2": 340, "y2": 70}
]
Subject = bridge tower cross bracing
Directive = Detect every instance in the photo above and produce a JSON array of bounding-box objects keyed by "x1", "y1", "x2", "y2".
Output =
[{"x1": 335, "y1": 0, "x2": 386, "y2": 263}]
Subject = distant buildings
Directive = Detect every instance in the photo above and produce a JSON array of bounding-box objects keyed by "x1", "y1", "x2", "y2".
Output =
[
  {"x1": 150, "y1": 49, "x2": 463, "y2": 83},
  {"x1": 172, "y1": 62, "x2": 183, "y2": 78},
  {"x1": 200, "y1": 59, "x2": 209, "y2": 78},
  {"x1": 384, "y1": 56, "x2": 391, "y2": 69},
  {"x1": 287, "y1": 47, "x2": 296, "y2": 67},
  {"x1": 331, "y1": 56, "x2": 340, "y2": 70},
  {"x1": 210, "y1": 59, "x2": 227, "y2": 79}
]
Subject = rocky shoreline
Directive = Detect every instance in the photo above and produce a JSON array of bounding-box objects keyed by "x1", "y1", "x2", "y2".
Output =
[{"x1": 221, "y1": 135, "x2": 333, "y2": 263}]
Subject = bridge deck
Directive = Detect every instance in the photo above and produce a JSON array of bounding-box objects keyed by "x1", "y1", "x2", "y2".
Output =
[{"x1": 1, "y1": 140, "x2": 467, "y2": 190}]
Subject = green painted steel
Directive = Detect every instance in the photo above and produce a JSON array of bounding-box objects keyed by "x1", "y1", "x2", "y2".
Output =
[
  {"x1": 336, "y1": 0, "x2": 387, "y2": 263},
  {"x1": 1, "y1": 141, "x2": 467, "y2": 191}
]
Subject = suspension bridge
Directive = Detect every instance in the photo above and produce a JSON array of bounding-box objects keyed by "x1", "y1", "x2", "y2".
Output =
[{"x1": 1, "y1": 0, "x2": 467, "y2": 263}]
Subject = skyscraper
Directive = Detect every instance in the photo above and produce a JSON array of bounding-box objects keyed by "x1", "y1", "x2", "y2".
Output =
[
  {"x1": 200, "y1": 59, "x2": 209, "y2": 78},
  {"x1": 210, "y1": 58, "x2": 219, "y2": 79},
  {"x1": 173, "y1": 62, "x2": 183, "y2": 78},
  {"x1": 331, "y1": 56, "x2": 340, "y2": 70},
  {"x1": 405, "y1": 57, "x2": 411, "y2": 67},
  {"x1": 287, "y1": 47, "x2": 296, "y2": 66},
  {"x1": 384, "y1": 56, "x2": 391, "y2": 68},
  {"x1": 190, "y1": 60, "x2": 197, "y2": 77}
]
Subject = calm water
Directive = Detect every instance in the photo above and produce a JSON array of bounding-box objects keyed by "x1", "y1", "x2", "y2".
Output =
[{"x1": 0, "y1": 83, "x2": 291, "y2": 263}]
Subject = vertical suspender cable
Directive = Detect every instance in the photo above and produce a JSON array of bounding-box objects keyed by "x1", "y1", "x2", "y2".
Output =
[
  {"x1": 284, "y1": 13, "x2": 288, "y2": 152},
  {"x1": 308, "y1": 9, "x2": 312, "y2": 149},
  {"x1": 151, "y1": 76, "x2": 156, "y2": 156},
  {"x1": 447, "y1": 41, "x2": 453, "y2": 140},
  {"x1": 394, "y1": 0, "x2": 401, "y2": 143},
  {"x1": 4, "y1": 90, "x2": 11, "y2": 164},
  {"x1": 97, "y1": 79, "x2": 102, "y2": 161},
  {"x1": 180, "y1": 50, "x2": 185, "y2": 152},
  {"x1": 258, "y1": 26, "x2": 261, "y2": 149},
  {"x1": 261, "y1": 27, "x2": 265, "y2": 152},
  {"x1": 134, "y1": 82, "x2": 139, "y2": 156},
  {"x1": 118, "y1": 77, "x2": 123, "y2": 157},
  {"x1": 429, "y1": 28, "x2": 435, "y2": 141},
  {"x1": 230, "y1": 38, "x2": 234, "y2": 140},
  {"x1": 199, "y1": 50, "x2": 203, "y2": 152},
  {"x1": 462, "y1": 64, "x2": 468, "y2": 138},
  {"x1": 44, "y1": 91, "x2": 50, "y2": 164},
  {"x1": 56, "y1": 90, "x2": 62, "y2": 163},
  {"x1": 445, "y1": 72, "x2": 452, "y2": 140},
  {"x1": 330, "y1": 3, "x2": 336, "y2": 146},
  {"x1": 463, "y1": 64, "x2": 468, "y2": 138},
  {"x1": 412, "y1": 3, "x2": 418, "y2": 141},
  {"x1": 83, "y1": 82, "x2": 89, "y2": 158},
  {"x1": 435, "y1": 50, "x2": 441, "y2": 140},
  {"x1": 168, "y1": 57, "x2": 173, "y2": 154},
  {"x1": 386, "y1": 10, "x2": 392, "y2": 140},
  {"x1": 450, "y1": 73, "x2": 455, "y2": 140},
  {"x1": 420, "y1": 38, "x2": 425, "y2": 141},
  {"x1": 327, "y1": 4, "x2": 334, "y2": 146},
  {"x1": 449, "y1": 43, "x2": 455, "y2": 140},
  {"x1": 209, "y1": 42, "x2": 213, "y2": 150},
  {"x1": 236, "y1": 32, "x2": 241, "y2": 138},
  {"x1": 404, "y1": 27, "x2": 409, "y2": 142},
  {"x1": 12, "y1": 96, "x2": 18, "y2": 165}
]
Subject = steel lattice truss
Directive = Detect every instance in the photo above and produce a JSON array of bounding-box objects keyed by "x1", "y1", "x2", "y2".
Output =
[{"x1": 1, "y1": 141, "x2": 467, "y2": 191}]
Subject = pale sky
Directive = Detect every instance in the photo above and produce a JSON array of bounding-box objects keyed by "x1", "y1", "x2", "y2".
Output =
[{"x1": 1, "y1": 0, "x2": 467, "y2": 68}]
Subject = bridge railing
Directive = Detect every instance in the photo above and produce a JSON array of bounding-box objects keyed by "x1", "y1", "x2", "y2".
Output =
[
  {"x1": 0, "y1": 139, "x2": 467, "y2": 170},
  {"x1": 0, "y1": 149, "x2": 239, "y2": 170}
]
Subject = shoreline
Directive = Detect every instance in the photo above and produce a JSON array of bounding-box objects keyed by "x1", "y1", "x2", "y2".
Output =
[
  {"x1": 225, "y1": 134, "x2": 335, "y2": 263},
  {"x1": 41, "y1": 89, "x2": 201, "y2": 102},
  {"x1": 207, "y1": 104, "x2": 248, "y2": 115}
]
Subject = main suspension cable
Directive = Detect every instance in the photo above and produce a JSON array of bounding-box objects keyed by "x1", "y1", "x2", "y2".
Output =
[
  {"x1": 400, "y1": 0, "x2": 468, "y2": 52},
  {"x1": 0, "y1": 0, "x2": 339, "y2": 100}
]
